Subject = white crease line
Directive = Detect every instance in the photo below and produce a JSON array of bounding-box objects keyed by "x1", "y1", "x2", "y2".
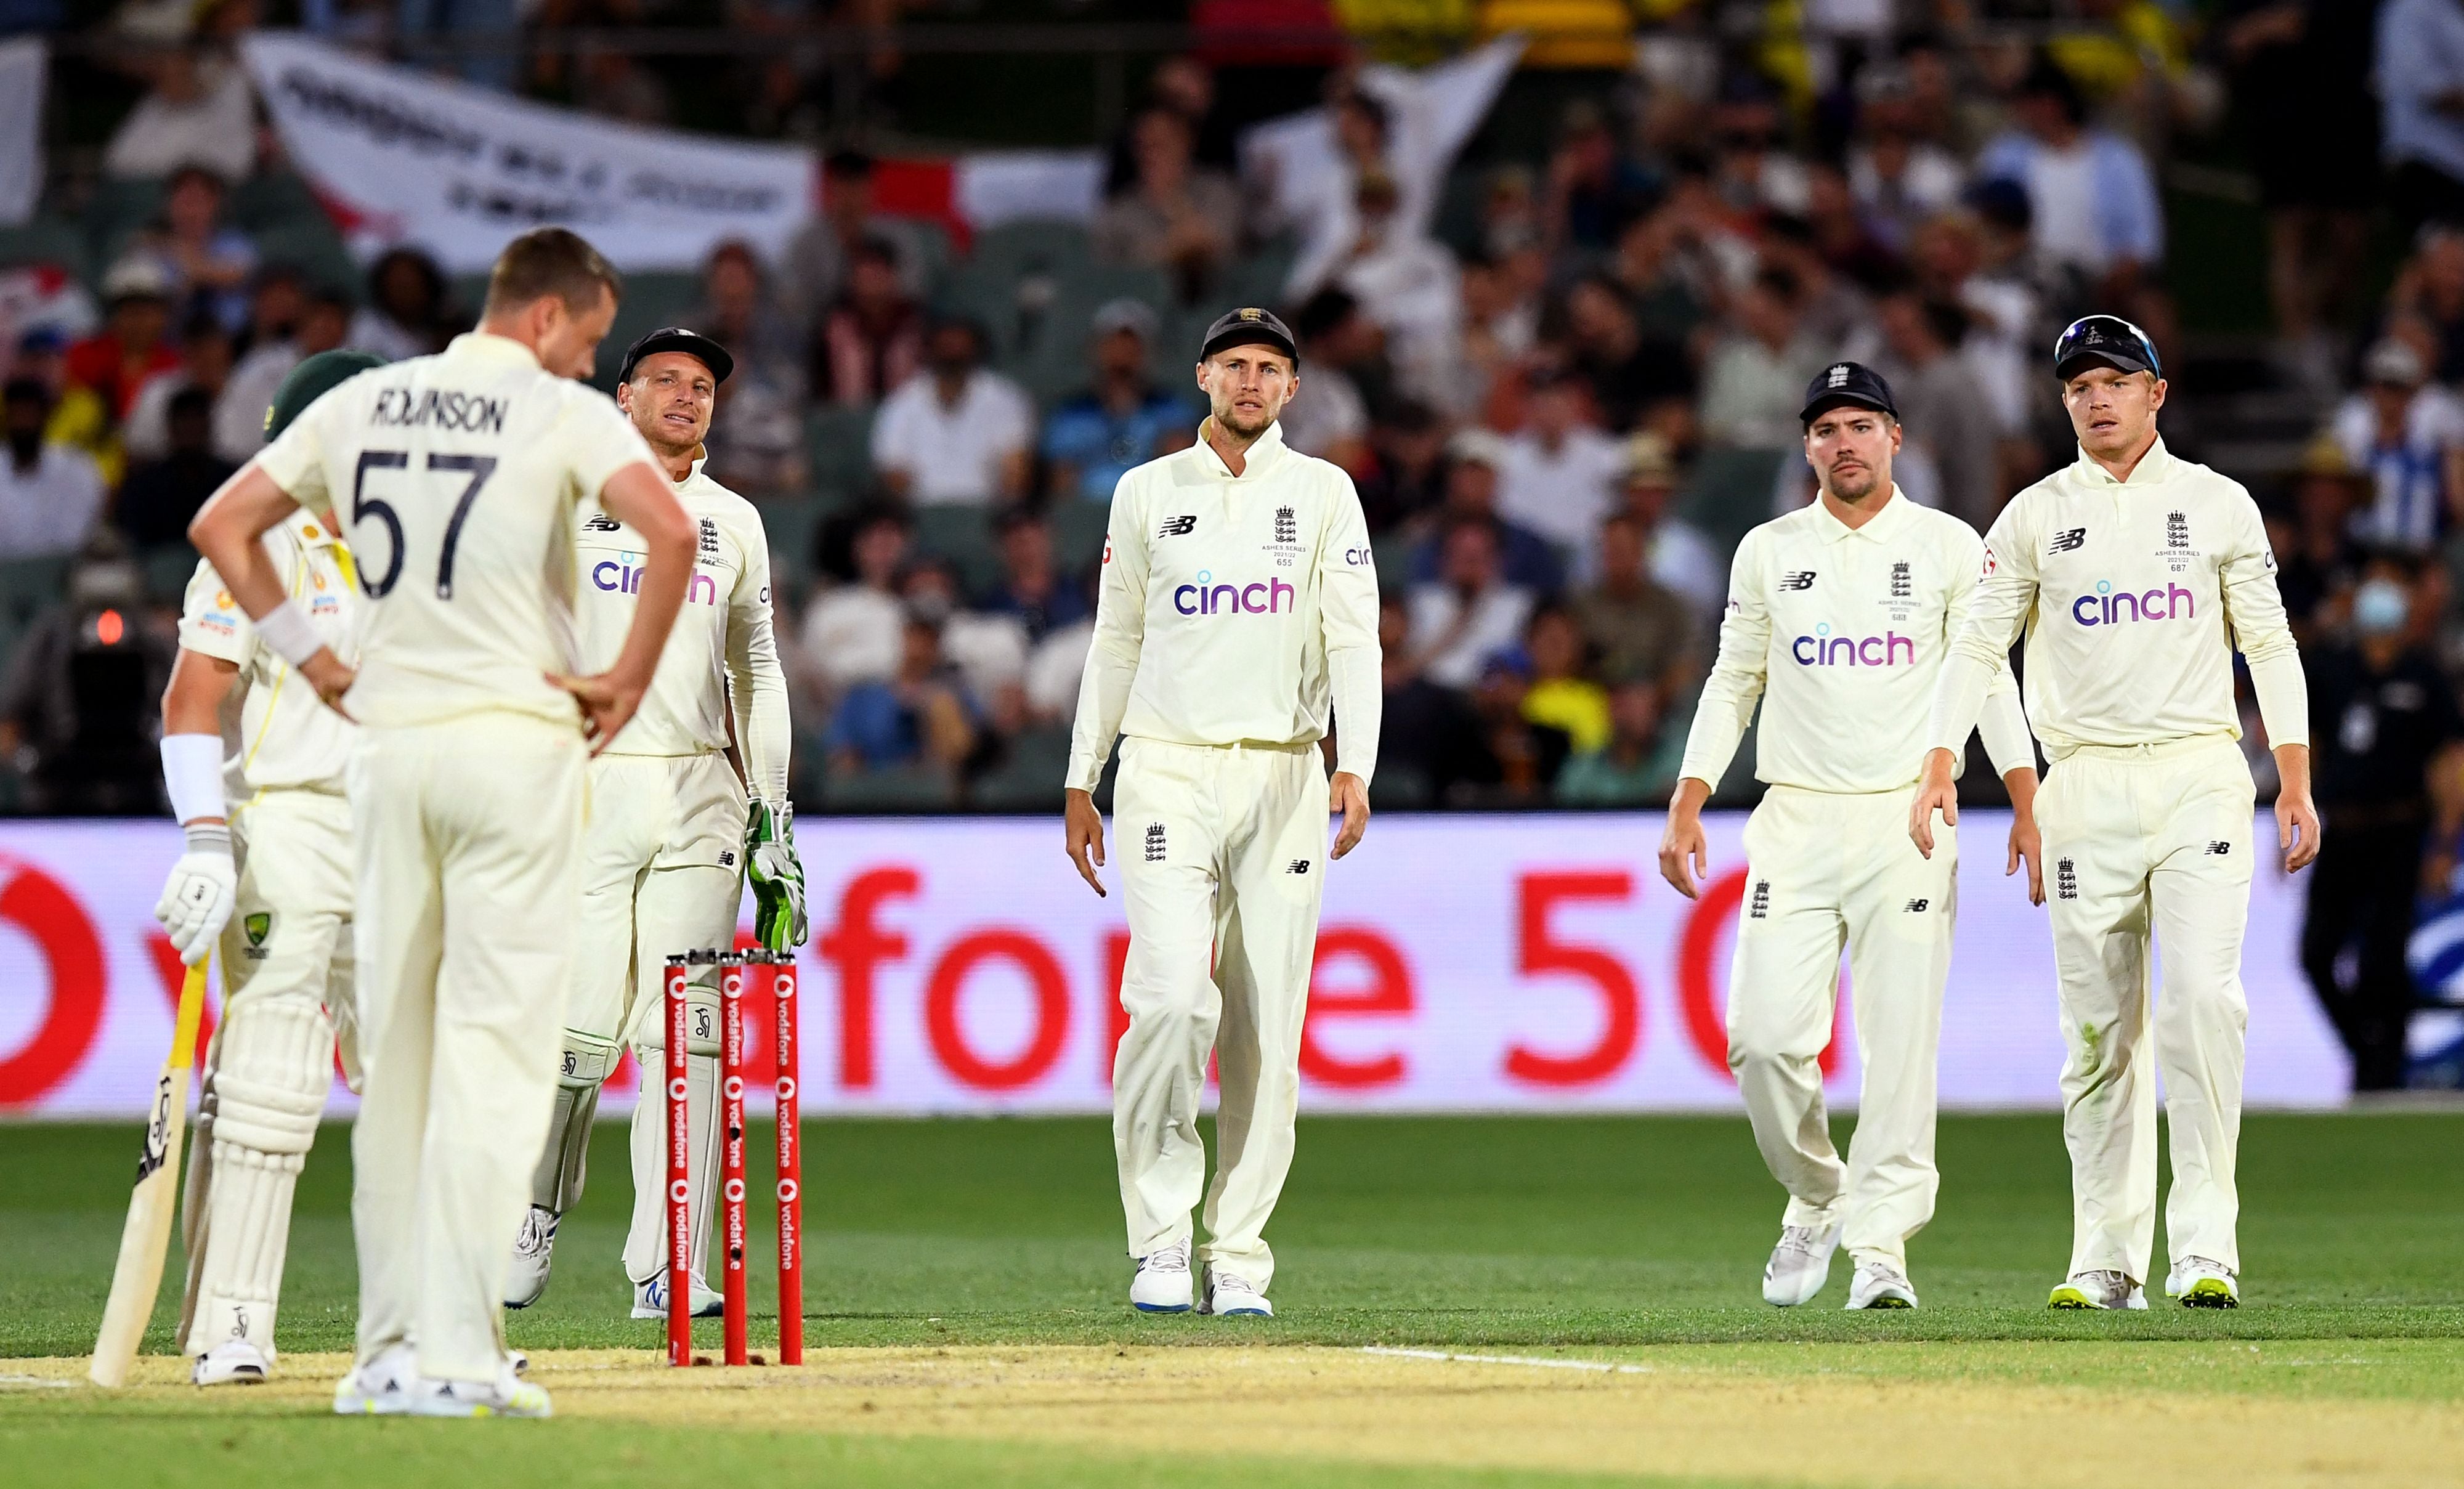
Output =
[
  {"x1": 1359, "y1": 1347, "x2": 1654, "y2": 1375},
  {"x1": 0, "y1": 1374, "x2": 78, "y2": 1389}
]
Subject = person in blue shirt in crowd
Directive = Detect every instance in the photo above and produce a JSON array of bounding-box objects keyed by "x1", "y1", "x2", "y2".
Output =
[{"x1": 1042, "y1": 298, "x2": 1198, "y2": 502}]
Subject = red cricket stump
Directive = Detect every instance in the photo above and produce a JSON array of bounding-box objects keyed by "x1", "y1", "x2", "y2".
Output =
[
  {"x1": 773, "y1": 955, "x2": 803, "y2": 1366},
  {"x1": 719, "y1": 964, "x2": 749, "y2": 1366},
  {"x1": 663, "y1": 957, "x2": 692, "y2": 1368}
]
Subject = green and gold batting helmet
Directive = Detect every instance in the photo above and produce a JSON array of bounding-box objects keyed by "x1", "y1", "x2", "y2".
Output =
[{"x1": 264, "y1": 349, "x2": 387, "y2": 442}]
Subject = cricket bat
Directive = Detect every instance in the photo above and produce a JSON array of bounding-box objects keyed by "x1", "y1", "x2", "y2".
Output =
[{"x1": 88, "y1": 959, "x2": 208, "y2": 1387}]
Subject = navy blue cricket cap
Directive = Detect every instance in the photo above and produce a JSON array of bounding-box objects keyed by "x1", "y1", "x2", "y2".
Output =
[
  {"x1": 1199, "y1": 306, "x2": 1299, "y2": 365},
  {"x1": 2053, "y1": 315, "x2": 2160, "y2": 381},
  {"x1": 618, "y1": 326, "x2": 734, "y2": 386},
  {"x1": 1799, "y1": 360, "x2": 1898, "y2": 424}
]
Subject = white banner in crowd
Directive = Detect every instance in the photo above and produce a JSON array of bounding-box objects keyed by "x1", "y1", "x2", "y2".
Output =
[
  {"x1": 0, "y1": 813, "x2": 2348, "y2": 1119},
  {"x1": 238, "y1": 33, "x2": 814, "y2": 273}
]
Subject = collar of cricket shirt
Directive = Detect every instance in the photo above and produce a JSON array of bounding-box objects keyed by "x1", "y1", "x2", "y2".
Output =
[
  {"x1": 1193, "y1": 417, "x2": 1289, "y2": 481},
  {"x1": 1812, "y1": 483, "x2": 1910, "y2": 543},
  {"x1": 445, "y1": 331, "x2": 545, "y2": 369},
  {"x1": 2070, "y1": 434, "x2": 2176, "y2": 489}
]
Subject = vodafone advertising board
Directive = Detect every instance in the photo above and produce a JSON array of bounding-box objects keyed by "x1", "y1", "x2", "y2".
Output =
[{"x1": 0, "y1": 814, "x2": 2346, "y2": 1118}]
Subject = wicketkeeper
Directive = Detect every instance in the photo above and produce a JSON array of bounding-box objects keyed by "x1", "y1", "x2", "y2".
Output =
[
  {"x1": 504, "y1": 326, "x2": 804, "y2": 1320},
  {"x1": 154, "y1": 348, "x2": 383, "y2": 1386}
]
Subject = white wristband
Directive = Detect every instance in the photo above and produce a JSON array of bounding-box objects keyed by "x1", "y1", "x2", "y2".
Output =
[
  {"x1": 161, "y1": 733, "x2": 227, "y2": 825},
  {"x1": 252, "y1": 598, "x2": 325, "y2": 669}
]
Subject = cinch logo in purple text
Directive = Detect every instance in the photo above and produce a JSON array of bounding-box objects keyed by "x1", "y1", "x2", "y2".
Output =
[
  {"x1": 1174, "y1": 569, "x2": 1294, "y2": 616},
  {"x1": 2070, "y1": 579, "x2": 2192, "y2": 627},
  {"x1": 593, "y1": 559, "x2": 721, "y2": 606},
  {"x1": 1791, "y1": 625, "x2": 1915, "y2": 667}
]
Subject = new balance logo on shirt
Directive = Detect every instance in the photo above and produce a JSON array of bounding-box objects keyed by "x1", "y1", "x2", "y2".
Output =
[
  {"x1": 1157, "y1": 514, "x2": 1198, "y2": 538},
  {"x1": 2049, "y1": 527, "x2": 2088, "y2": 554},
  {"x1": 2207, "y1": 840, "x2": 2231, "y2": 855},
  {"x1": 1904, "y1": 898, "x2": 1929, "y2": 913},
  {"x1": 1288, "y1": 859, "x2": 1311, "y2": 874},
  {"x1": 582, "y1": 513, "x2": 622, "y2": 532},
  {"x1": 1779, "y1": 570, "x2": 1817, "y2": 591}
]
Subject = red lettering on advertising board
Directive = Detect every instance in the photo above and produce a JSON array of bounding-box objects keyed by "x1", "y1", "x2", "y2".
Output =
[
  {"x1": 1299, "y1": 927, "x2": 1414, "y2": 1089},
  {"x1": 146, "y1": 931, "x2": 216, "y2": 1069},
  {"x1": 819, "y1": 867, "x2": 917, "y2": 1089},
  {"x1": 1503, "y1": 871, "x2": 1640, "y2": 1087},
  {"x1": 1674, "y1": 867, "x2": 1841, "y2": 1080},
  {"x1": 925, "y1": 929, "x2": 1070, "y2": 1090},
  {"x1": 1100, "y1": 928, "x2": 1130, "y2": 1085},
  {"x1": 0, "y1": 856, "x2": 107, "y2": 1107}
]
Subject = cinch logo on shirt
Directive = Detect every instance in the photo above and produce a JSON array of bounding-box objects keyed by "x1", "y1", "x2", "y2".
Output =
[
  {"x1": 1173, "y1": 570, "x2": 1294, "y2": 616},
  {"x1": 592, "y1": 558, "x2": 723, "y2": 606},
  {"x1": 1791, "y1": 628, "x2": 1916, "y2": 666},
  {"x1": 2070, "y1": 580, "x2": 2193, "y2": 628}
]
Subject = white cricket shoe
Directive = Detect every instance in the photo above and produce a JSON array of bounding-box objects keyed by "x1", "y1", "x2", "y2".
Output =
[
  {"x1": 2048, "y1": 1270, "x2": 2149, "y2": 1310},
  {"x1": 504, "y1": 1206, "x2": 557, "y2": 1309},
  {"x1": 1201, "y1": 1268, "x2": 1273, "y2": 1317},
  {"x1": 1761, "y1": 1222, "x2": 1842, "y2": 1307},
  {"x1": 333, "y1": 1342, "x2": 418, "y2": 1416},
  {"x1": 1129, "y1": 1239, "x2": 1193, "y2": 1313},
  {"x1": 410, "y1": 1362, "x2": 553, "y2": 1419},
  {"x1": 1844, "y1": 1259, "x2": 1919, "y2": 1310},
  {"x1": 631, "y1": 1270, "x2": 724, "y2": 1320},
  {"x1": 2166, "y1": 1257, "x2": 2240, "y2": 1309},
  {"x1": 192, "y1": 1338, "x2": 270, "y2": 1386}
]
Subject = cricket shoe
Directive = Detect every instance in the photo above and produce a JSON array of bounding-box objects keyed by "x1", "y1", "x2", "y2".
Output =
[
  {"x1": 1761, "y1": 1222, "x2": 1842, "y2": 1307},
  {"x1": 504, "y1": 1206, "x2": 558, "y2": 1308},
  {"x1": 1201, "y1": 1269, "x2": 1273, "y2": 1317},
  {"x1": 2048, "y1": 1270, "x2": 2148, "y2": 1310},
  {"x1": 333, "y1": 1343, "x2": 419, "y2": 1416},
  {"x1": 410, "y1": 1363, "x2": 553, "y2": 1419},
  {"x1": 631, "y1": 1270, "x2": 724, "y2": 1320},
  {"x1": 192, "y1": 1339, "x2": 270, "y2": 1386},
  {"x1": 1844, "y1": 1260, "x2": 1919, "y2": 1310},
  {"x1": 1129, "y1": 1239, "x2": 1193, "y2": 1313},
  {"x1": 2166, "y1": 1257, "x2": 2239, "y2": 1309}
]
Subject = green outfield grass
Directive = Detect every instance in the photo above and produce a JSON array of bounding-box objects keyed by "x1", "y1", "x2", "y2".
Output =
[{"x1": 5, "y1": 1113, "x2": 2461, "y2": 1488}]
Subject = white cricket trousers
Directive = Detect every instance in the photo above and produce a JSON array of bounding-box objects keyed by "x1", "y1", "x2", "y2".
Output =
[
  {"x1": 1112, "y1": 736, "x2": 1331, "y2": 1292},
  {"x1": 2038, "y1": 733, "x2": 2256, "y2": 1284},
  {"x1": 347, "y1": 715, "x2": 583, "y2": 1382},
  {"x1": 1728, "y1": 784, "x2": 1956, "y2": 1268}
]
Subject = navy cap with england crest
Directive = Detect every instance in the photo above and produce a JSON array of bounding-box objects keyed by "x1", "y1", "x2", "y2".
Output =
[
  {"x1": 1799, "y1": 360, "x2": 1899, "y2": 425},
  {"x1": 2052, "y1": 314, "x2": 2161, "y2": 381},
  {"x1": 1199, "y1": 306, "x2": 1299, "y2": 365}
]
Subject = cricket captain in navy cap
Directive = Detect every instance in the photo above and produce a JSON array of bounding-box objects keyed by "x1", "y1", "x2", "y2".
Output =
[{"x1": 1664, "y1": 359, "x2": 2038, "y2": 1311}]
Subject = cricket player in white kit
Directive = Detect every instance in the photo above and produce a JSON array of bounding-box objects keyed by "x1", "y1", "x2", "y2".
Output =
[
  {"x1": 152, "y1": 350, "x2": 384, "y2": 1386},
  {"x1": 1661, "y1": 363, "x2": 2040, "y2": 1311},
  {"x1": 1064, "y1": 307, "x2": 1381, "y2": 1318},
  {"x1": 504, "y1": 325, "x2": 804, "y2": 1318},
  {"x1": 191, "y1": 229, "x2": 697, "y2": 1418},
  {"x1": 1914, "y1": 315, "x2": 2319, "y2": 1310}
]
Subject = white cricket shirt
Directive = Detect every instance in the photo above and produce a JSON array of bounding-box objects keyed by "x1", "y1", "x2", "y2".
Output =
[
  {"x1": 1927, "y1": 439, "x2": 2308, "y2": 759},
  {"x1": 1066, "y1": 420, "x2": 1383, "y2": 790},
  {"x1": 572, "y1": 456, "x2": 790, "y2": 802},
  {"x1": 253, "y1": 332, "x2": 660, "y2": 731},
  {"x1": 1681, "y1": 487, "x2": 2034, "y2": 795},
  {"x1": 176, "y1": 508, "x2": 361, "y2": 799}
]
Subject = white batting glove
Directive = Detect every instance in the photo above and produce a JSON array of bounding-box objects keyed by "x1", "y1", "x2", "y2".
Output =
[{"x1": 153, "y1": 823, "x2": 237, "y2": 966}]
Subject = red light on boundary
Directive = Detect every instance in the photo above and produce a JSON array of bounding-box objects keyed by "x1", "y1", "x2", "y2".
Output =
[{"x1": 95, "y1": 610, "x2": 124, "y2": 646}]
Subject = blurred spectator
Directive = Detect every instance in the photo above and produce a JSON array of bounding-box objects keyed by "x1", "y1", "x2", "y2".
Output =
[
  {"x1": 1103, "y1": 54, "x2": 1238, "y2": 192},
  {"x1": 1496, "y1": 367, "x2": 1622, "y2": 550},
  {"x1": 2388, "y1": 227, "x2": 2464, "y2": 385},
  {"x1": 1355, "y1": 399, "x2": 1448, "y2": 534},
  {"x1": 1870, "y1": 291, "x2": 2000, "y2": 528},
  {"x1": 1093, "y1": 106, "x2": 1241, "y2": 301},
  {"x1": 1555, "y1": 678, "x2": 1686, "y2": 805},
  {"x1": 10, "y1": 330, "x2": 116, "y2": 485},
  {"x1": 0, "y1": 534, "x2": 176, "y2": 814},
  {"x1": 813, "y1": 237, "x2": 923, "y2": 408},
  {"x1": 1603, "y1": 434, "x2": 1724, "y2": 618},
  {"x1": 1976, "y1": 57, "x2": 2165, "y2": 326},
  {"x1": 798, "y1": 505, "x2": 909, "y2": 697},
  {"x1": 1429, "y1": 250, "x2": 1533, "y2": 418},
  {"x1": 1278, "y1": 290, "x2": 1375, "y2": 471},
  {"x1": 1467, "y1": 649, "x2": 1570, "y2": 801},
  {"x1": 1572, "y1": 509, "x2": 1697, "y2": 688},
  {"x1": 1910, "y1": 211, "x2": 2038, "y2": 473},
  {"x1": 2279, "y1": 436, "x2": 2369, "y2": 633},
  {"x1": 682, "y1": 242, "x2": 808, "y2": 499},
  {"x1": 1801, "y1": 166, "x2": 1902, "y2": 294},
  {"x1": 116, "y1": 388, "x2": 235, "y2": 549},
  {"x1": 1042, "y1": 299, "x2": 1195, "y2": 503},
  {"x1": 1413, "y1": 429, "x2": 1565, "y2": 593},
  {"x1": 1849, "y1": 63, "x2": 1964, "y2": 254},
  {"x1": 2378, "y1": 0, "x2": 2464, "y2": 235},
  {"x1": 348, "y1": 248, "x2": 452, "y2": 361},
  {"x1": 782, "y1": 150, "x2": 936, "y2": 332},
  {"x1": 1376, "y1": 594, "x2": 1489, "y2": 800},
  {"x1": 1409, "y1": 519, "x2": 1536, "y2": 689},
  {"x1": 902, "y1": 556, "x2": 1027, "y2": 723},
  {"x1": 234, "y1": 265, "x2": 305, "y2": 361},
  {"x1": 1542, "y1": 99, "x2": 1658, "y2": 256},
  {"x1": 870, "y1": 318, "x2": 1032, "y2": 506},
  {"x1": 67, "y1": 258, "x2": 179, "y2": 425},
  {"x1": 2332, "y1": 338, "x2": 2464, "y2": 550},
  {"x1": 979, "y1": 511, "x2": 1089, "y2": 644},
  {"x1": 822, "y1": 607, "x2": 978, "y2": 777},
  {"x1": 216, "y1": 288, "x2": 350, "y2": 465},
  {"x1": 1334, "y1": 172, "x2": 1460, "y2": 405},
  {"x1": 0, "y1": 378, "x2": 105, "y2": 558},
  {"x1": 137, "y1": 165, "x2": 255, "y2": 335},
  {"x1": 1607, "y1": 208, "x2": 1711, "y2": 352},
  {"x1": 1708, "y1": 73, "x2": 1810, "y2": 217},
  {"x1": 1700, "y1": 267, "x2": 1827, "y2": 450},
  {"x1": 1520, "y1": 603, "x2": 1611, "y2": 755},
  {"x1": 1563, "y1": 274, "x2": 1693, "y2": 435},
  {"x1": 103, "y1": 45, "x2": 255, "y2": 183},
  {"x1": 2302, "y1": 551, "x2": 2464, "y2": 1090},
  {"x1": 121, "y1": 312, "x2": 230, "y2": 465},
  {"x1": 400, "y1": 0, "x2": 516, "y2": 91}
]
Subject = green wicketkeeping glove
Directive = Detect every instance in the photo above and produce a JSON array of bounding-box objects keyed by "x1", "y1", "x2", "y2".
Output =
[{"x1": 745, "y1": 799, "x2": 808, "y2": 951}]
